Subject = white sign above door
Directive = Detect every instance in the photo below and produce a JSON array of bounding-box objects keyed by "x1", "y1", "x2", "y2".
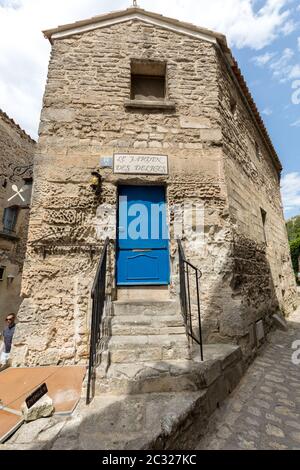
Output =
[{"x1": 113, "y1": 154, "x2": 168, "y2": 175}]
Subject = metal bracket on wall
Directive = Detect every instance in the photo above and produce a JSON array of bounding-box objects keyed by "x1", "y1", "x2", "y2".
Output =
[{"x1": 32, "y1": 243, "x2": 100, "y2": 260}]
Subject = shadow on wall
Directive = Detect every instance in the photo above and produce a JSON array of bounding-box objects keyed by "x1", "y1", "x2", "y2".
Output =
[{"x1": 199, "y1": 231, "x2": 295, "y2": 359}]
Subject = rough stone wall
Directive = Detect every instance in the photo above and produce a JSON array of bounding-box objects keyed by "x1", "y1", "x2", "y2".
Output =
[
  {"x1": 0, "y1": 110, "x2": 35, "y2": 328},
  {"x1": 11, "y1": 19, "x2": 296, "y2": 366},
  {"x1": 12, "y1": 21, "x2": 229, "y2": 366},
  {"x1": 216, "y1": 48, "x2": 297, "y2": 355}
]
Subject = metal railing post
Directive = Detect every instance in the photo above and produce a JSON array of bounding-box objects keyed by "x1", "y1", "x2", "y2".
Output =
[
  {"x1": 86, "y1": 237, "x2": 109, "y2": 404},
  {"x1": 177, "y1": 239, "x2": 204, "y2": 361}
]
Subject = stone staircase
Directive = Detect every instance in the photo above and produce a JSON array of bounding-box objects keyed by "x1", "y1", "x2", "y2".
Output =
[
  {"x1": 94, "y1": 299, "x2": 195, "y2": 394},
  {"x1": 92, "y1": 299, "x2": 244, "y2": 398},
  {"x1": 109, "y1": 300, "x2": 190, "y2": 363},
  {"x1": 80, "y1": 302, "x2": 244, "y2": 451}
]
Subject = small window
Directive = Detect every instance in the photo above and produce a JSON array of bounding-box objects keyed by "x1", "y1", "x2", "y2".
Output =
[
  {"x1": 23, "y1": 177, "x2": 33, "y2": 186},
  {"x1": 0, "y1": 266, "x2": 5, "y2": 281},
  {"x1": 255, "y1": 142, "x2": 261, "y2": 160},
  {"x1": 261, "y1": 208, "x2": 267, "y2": 244},
  {"x1": 230, "y1": 95, "x2": 237, "y2": 115},
  {"x1": 130, "y1": 60, "x2": 166, "y2": 101},
  {"x1": 3, "y1": 207, "x2": 19, "y2": 233}
]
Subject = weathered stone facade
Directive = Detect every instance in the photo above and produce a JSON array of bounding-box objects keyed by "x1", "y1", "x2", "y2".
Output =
[
  {"x1": 11, "y1": 7, "x2": 297, "y2": 367},
  {"x1": 0, "y1": 109, "x2": 35, "y2": 329},
  {"x1": 216, "y1": 52, "x2": 297, "y2": 351}
]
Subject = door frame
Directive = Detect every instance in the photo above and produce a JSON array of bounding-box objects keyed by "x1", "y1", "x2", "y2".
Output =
[{"x1": 115, "y1": 183, "x2": 170, "y2": 286}]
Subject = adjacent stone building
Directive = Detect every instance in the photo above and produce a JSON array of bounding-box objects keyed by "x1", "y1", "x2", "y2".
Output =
[
  {"x1": 0, "y1": 109, "x2": 35, "y2": 329},
  {"x1": 11, "y1": 7, "x2": 297, "y2": 370}
]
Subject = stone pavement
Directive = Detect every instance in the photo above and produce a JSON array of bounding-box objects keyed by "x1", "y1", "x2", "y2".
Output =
[
  {"x1": 1, "y1": 309, "x2": 299, "y2": 450},
  {"x1": 197, "y1": 307, "x2": 300, "y2": 450},
  {"x1": 0, "y1": 343, "x2": 244, "y2": 450}
]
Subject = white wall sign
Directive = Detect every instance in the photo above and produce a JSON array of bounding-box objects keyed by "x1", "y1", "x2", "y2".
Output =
[{"x1": 114, "y1": 154, "x2": 168, "y2": 175}]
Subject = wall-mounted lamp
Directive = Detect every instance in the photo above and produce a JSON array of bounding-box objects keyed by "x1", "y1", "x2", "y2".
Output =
[
  {"x1": 7, "y1": 274, "x2": 15, "y2": 284},
  {"x1": 90, "y1": 171, "x2": 102, "y2": 195}
]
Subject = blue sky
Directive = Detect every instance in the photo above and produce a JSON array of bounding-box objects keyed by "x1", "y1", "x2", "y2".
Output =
[
  {"x1": 0, "y1": 0, "x2": 299, "y2": 218},
  {"x1": 232, "y1": 5, "x2": 300, "y2": 218}
]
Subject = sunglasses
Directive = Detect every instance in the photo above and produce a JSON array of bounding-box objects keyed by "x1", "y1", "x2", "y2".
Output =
[{"x1": 6, "y1": 318, "x2": 14, "y2": 321}]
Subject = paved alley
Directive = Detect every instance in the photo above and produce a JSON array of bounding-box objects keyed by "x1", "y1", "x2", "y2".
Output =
[{"x1": 197, "y1": 308, "x2": 300, "y2": 450}]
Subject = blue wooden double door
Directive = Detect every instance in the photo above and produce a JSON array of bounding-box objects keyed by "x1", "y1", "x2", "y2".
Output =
[{"x1": 117, "y1": 185, "x2": 170, "y2": 286}]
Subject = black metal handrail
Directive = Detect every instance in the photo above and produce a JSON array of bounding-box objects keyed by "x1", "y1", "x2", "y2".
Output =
[
  {"x1": 177, "y1": 239, "x2": 204, "y2": 361},
  {"x1": 86, "y1": 237, "x2": 110, "y2": 404}
]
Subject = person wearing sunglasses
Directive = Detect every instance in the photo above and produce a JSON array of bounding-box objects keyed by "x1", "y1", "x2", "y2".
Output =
[{"x1": 0, "y1": 314, "x2": 16, "y2": 366}]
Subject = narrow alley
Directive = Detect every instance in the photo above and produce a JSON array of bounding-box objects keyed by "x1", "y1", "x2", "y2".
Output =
[{"x1": 197, "y1": 308, "x2": 300, "y2": 450}]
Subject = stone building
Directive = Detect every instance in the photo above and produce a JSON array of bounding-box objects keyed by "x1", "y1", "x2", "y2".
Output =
[
  {"x1": 11, "y1": 6, "x2": 297, "y2": 374},
  {"x1": 0, "y1": 109, "x2": 35, "y2": 329}
]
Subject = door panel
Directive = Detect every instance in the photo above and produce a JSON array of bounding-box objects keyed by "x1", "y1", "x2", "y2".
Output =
[{"x1": 117, "y1": 185, "x2": 170, "y2": 286}]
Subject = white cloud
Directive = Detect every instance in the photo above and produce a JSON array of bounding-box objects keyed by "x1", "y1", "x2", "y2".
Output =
[
  {"x1": 269, "y1": 47, "x2": 295, "y2": 82},
  {"x1": 281, "y1": 172, "x2": 300, "y2": 215},
  {"x1": 280, "y1": 19, "x2": 297, "y2": 35},
  {"x1": 0, "y1": 0, "x2": 21, "y2": 7},
  {"x1": 151, "y1": 0, "x2": 293, "y2": 50},
  {"x1": 272, "y1": 59, "x2": 300, "y2": 83},
  {"x1": 270, "y1": 47, "x2": 294, "y2": 71},
  {"x1": 0, "y1": 0, "x2": 118, "y2": 138},
  {"x1": 262, "y1": 107, "x2": 273, "y2": 115},
  {"x1": 258, "y1": 39, "x2": 300, "y2": 84},
  {"x1": 290, "y1": 118, "x2": 300, "y2": 127},
  {"x1": 289, "y1": 64, "x2": 300, "y2": 80},
  {"x1": 0, "y1": 0, "x2": 295, "y2": 138},
  {"x1": 252, "y1": 52, "x2": 276, "y2": 66}
]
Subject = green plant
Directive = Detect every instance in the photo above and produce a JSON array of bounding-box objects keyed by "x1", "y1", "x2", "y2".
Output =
[
  {"x1": 290, "y1": 236, "x2": 300, "y2": 276},
  {"x1": 287, "y1": 216, "x2": 300, "y2": 242}
]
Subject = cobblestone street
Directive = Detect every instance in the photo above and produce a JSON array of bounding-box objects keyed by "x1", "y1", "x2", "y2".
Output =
[{"x1": 197, "y1": 308, "x2": 300, "y2": 450}]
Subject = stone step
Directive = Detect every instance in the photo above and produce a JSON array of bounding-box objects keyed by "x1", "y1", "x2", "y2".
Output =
[
  {"x1": 108, "y1": 334, "x2": 188, "y2": 349},
  {"x1": 94, "y1": 344, "x2": 244, "y2": 395},
  {"x1": 52, "y1": 391, "x2": 209, "y2": 450},
  {"x1": 111, "y1": 324, "x2": 186, "y2": 336},
  {"x1": 110, "y1": 314, "x2": 186, "y2": 336},
  {"x1": 111, "y1": 314, "x2": 184, "y2": 326},
  {"x1": 110, "y1": 347, "x2": 190, "y2": 364},
  {"x1": 113, "y1": 300, "x2": 180, "y2": 316},
  {"x1": 32, "y1": 345, "x2": 245, "y2": 450},
  {"x1": 108, "y1": 334, "x2": 190, "y2": 363},
  {"x1": 95, "y1": 360, "x2": 202, "y2": 394}
]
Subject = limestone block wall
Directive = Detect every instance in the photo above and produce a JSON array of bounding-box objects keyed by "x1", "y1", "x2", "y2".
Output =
[
  {"x1": 0, "y1": 110, "x2": 35, "y2": 328},
  {"x1": 12, "y1": 21, "x2": 230, "y2": 366},
  {"x1": 216, "y1": 49, "x2": 297, "y2": 354},
  {"x1": 11, "y1": 19, "x2": 296, "y2": 366},
  {"x1": 13, "y1": 153, "x2": 110, "y2": 366}
]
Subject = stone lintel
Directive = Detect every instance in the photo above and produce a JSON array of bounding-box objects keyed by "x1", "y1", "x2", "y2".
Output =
[
  {"x1": 0, "y1": 231, "x2": 19, "y2": 242},
  {"x1": 124, "y1": 99, "x2": 176, "y2": 110}
]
